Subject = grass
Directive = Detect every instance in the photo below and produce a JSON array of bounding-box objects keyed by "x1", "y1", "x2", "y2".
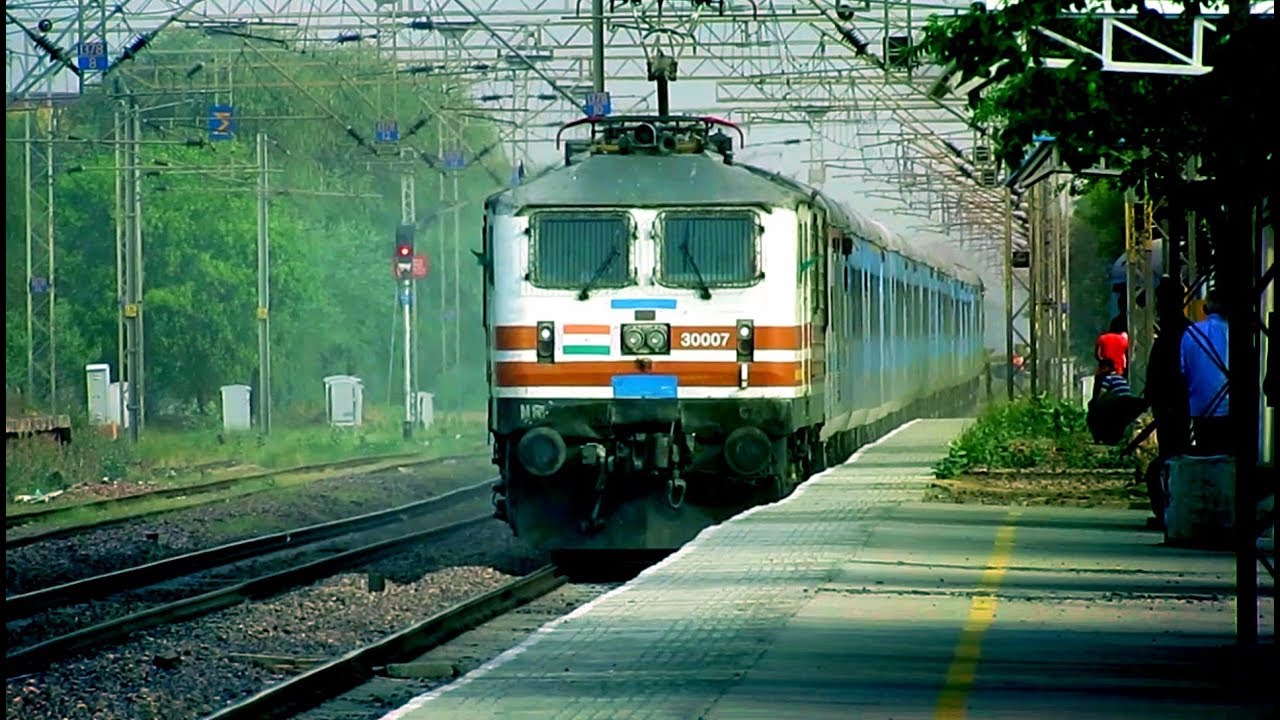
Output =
[
  {"x1": 932, "y1": 396, "x2": 1141, "y2": 479},
  {"x1": 5, "y1": 404, "x2": 489, "y2": 506}
]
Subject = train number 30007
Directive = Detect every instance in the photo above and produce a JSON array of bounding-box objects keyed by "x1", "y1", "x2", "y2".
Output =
[{"x1": 679, "y1": 331, "x2": 732, "y2": 349}]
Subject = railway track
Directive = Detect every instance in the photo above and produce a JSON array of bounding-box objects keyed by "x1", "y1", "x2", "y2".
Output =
[
  {"x1": 205, "y1": 565, "x2": 569, "y2": 720},
  {"x1": 5, "y1": 487, "x2": 500, "y2": 678},
  {"x1": 5, "y1": 450, "x2": 487, "y2": 548},
  {"x1": 5, "y1": 479, "x2": 496, "y2": 620}
]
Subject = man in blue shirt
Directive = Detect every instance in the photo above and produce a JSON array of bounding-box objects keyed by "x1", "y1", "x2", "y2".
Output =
[{"x1": 1179, "y1": 290, "x2": 1229, "y2": 455}]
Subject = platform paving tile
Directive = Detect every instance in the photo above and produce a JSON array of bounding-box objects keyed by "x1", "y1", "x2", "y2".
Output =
[{"x1": 384, "y1": 419, "x2": 967, "y2": 720}]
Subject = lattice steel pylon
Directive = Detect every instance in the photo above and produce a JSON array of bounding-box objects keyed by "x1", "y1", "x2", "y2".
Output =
[
  {"x1": 24, "y1": 102, "x2": 59, "y2": 413},
  {"x1": 1123, "y1": 189, "x2": 1162, "y2": 397},
  {"x1": 6, "y1": 1, "x2": 1007, "y2": 253},
  {"x1": 1029, "y1": 175, "x2": 1073, "y2": 399}
]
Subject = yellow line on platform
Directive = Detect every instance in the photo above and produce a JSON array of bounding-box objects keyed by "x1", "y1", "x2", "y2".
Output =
[{"x1": 934, "y1": 512, "x2": 1022, "y2": 720}]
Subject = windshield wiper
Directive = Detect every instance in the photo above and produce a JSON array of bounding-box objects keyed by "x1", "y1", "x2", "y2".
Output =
[
  {"x1": 578, "y1": 246, "x2": 621, "y2": 301},
  {"x1": 681, "y1": 233, "x2": 713, "y2": 300}
]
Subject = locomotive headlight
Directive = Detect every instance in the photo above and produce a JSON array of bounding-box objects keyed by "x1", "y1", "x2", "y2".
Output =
[
  {"x1": 736, "y1": 319, "x2": 755, "y2": 363},
  {"x1": 624, "y1": 329, "x2": 645, "y2": 351},
  {"x1": 646, "y1": 329, "x2": 668, "y2": 352},
  {"x1": 621, "y1": 322, "x2": 670, "y2": 355},
  {"x1": 536, "y1": 321, "x2": 555, "y2": 364}
]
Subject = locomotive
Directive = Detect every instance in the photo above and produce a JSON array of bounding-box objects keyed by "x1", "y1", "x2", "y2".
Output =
[{"x1": 479, "y1": 115, "x2": 986, "y2": 551}]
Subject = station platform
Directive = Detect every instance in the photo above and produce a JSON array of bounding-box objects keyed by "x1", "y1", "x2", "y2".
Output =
[{"x1": 384, "y1": 419, "x2": 1276, "y2": 720}]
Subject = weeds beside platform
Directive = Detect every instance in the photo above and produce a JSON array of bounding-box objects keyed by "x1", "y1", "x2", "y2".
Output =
[{"x1": 929, "y1": 398, "x2": 1145, "y2": 509}]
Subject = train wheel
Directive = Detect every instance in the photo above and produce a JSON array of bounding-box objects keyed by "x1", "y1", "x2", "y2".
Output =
[
  {"x1": 809, "y1": 433, "x2": 829, "y2": 476},
  {"x1": 769, "y1": 436, "x2": 798, "y2": 501}
]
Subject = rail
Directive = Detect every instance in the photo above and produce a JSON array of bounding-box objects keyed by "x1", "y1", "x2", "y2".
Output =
[
  {"x1": 204, "y1": 565, "x2": 566, "y2": 720},
  {"x1": 5, "y1": 478, "x2": 495, "y2": 619},
  {"x1": 5, "y1": 450, "x2": 488, "y2": 547},
  {"x1": 4, "y1": 514, "x2": 497, "y2": 678}
]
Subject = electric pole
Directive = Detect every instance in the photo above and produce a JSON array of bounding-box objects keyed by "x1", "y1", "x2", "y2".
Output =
[
  {"x1": 451, "y1": 131, "x2": 462, "y2": 419},
  {"x1": 123, "y1": 92, "x2": 145, "y2": 440},
  {"x1": 1003, "y1": 186, "x2": 1015, "y2": 402},
  {"x1": 24, "y1": 102, "x2": 57, "y2": 412},
  {"x1": 256, "y1": 132, "x2": 273, "y2": 435},
  {"x1": 114, "y1": 108, "x2": 126, "y2": 427},
  {"x1": 591, "y1": 0, "x2": 605, "y2": 92},
  {"x1": 437, "y1": 116, "x2": 448, "y2": 390}
]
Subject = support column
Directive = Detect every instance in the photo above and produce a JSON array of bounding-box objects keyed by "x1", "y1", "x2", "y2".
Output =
[
  {"x1": 123, "y1": 96, "x2": 145, "y2": 440},
  {"x1": 115, "y1": 108, "x2": 125, "y2": 424},
  {"x1": 591, "y1": 0, "x2": 605, "y2": 93},
  {"x1": 24, "y1": 102, "x2": 57, "y2": 412},
  {"x1": 256, "y1": 132, "x2": 272, "y2": 436},
  {"x1": 401, "y1": 160, "x2": 417, "y2": 439},
  {"x1": 1004, "y1": 187, "x2": 1015, "y2": 401},
  {"x1": 1124, "y1": 189, "x2": 1157, "y2": 396}
]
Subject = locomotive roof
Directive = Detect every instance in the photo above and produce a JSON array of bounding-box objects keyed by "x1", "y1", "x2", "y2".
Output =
[
  {"x1": 488, "y1": 152, "x2": 982, "y2": 288},
  {"x1": 496, "y1": 152, "x2": 801, "y2": 210}
]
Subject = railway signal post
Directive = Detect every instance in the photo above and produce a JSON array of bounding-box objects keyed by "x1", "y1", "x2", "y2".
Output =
[{"x1": 395, "y1": 223, "x2": 416, "y2": 440}]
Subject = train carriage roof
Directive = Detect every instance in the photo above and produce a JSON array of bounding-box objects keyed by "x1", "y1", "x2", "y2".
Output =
[
  {"x1": 739, "y1": 165, "x2": 983, "y2": 289},
  {"x1": 488, "y1": 152, "x2": 983, "y2": 289}
]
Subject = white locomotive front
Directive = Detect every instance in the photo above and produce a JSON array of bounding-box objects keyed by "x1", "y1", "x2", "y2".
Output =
[{"x1": 479, "y1": 116, "x2": 984, "y2": 551}]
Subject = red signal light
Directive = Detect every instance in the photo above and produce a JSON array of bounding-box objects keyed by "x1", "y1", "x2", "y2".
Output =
[{"x1": 397, "y1": 245, "x2": 412, "y2": 257}]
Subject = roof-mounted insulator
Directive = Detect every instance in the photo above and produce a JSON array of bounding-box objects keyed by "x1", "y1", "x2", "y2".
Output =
[
  {"x1": 404, "y1": 117, "x2": 429, "y2": 138},
  {"x1": 120, "y1": 33, "x2": 151, "y2": 62},
  {"x1": 26, "y1": 29, "x2": 82, "y2": 77},
  {"x1": 345, "y1": 125, "x2": 375, "y2": 154}
]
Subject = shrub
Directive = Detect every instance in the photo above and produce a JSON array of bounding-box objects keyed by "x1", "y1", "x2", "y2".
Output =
[{"x1": 933, "y1": 396, "x2": 1138, "y2": 479}]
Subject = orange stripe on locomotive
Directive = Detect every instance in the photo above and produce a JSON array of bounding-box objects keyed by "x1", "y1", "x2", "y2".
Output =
[{"x1": 494, "y1": 325, "x2": 812, "y2": 352}]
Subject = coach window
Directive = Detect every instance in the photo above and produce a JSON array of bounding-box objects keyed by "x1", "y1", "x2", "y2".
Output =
[
  {"x1": 855, "y1": 266, "x2": 865, "y2": 338},
  {"x1": 868, "y1": 273, "x2": 881, "y2": 339},
  {"x1": 527, "y1": 211, "x2": 634, "y2": 289},
  {"x1": 656, "y1": 209, "x2": 762, "y2": 288}
]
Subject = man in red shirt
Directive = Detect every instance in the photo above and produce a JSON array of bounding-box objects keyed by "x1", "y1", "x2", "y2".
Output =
[{"x1": 1095, "y1": 315, "x2": 1129, "y2": 378}]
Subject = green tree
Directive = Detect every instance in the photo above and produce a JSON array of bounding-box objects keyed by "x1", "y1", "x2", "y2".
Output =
[
  {"x1": 917, "y1": 1, "x2": 1277, "y2": 207},
  {"x1": 1069, "y1": 181, "x2": 1126, "y2": 361},
  {"x1": 5, "y1": 29, "x2": 509, "y2": 419}
]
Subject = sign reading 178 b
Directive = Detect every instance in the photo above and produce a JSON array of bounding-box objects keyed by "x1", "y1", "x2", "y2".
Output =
[{"x1": 76, "y1": 41, "x2": 108, "y2": 72}]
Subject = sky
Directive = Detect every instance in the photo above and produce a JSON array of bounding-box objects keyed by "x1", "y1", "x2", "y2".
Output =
[{"x1": 13, "y1": 0, "x2": 1267, "y2": 346}]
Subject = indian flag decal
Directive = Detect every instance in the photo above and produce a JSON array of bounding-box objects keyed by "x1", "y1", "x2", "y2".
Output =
[{"x1": 562, "y1": 324, "x2": 612, "y2": 356}]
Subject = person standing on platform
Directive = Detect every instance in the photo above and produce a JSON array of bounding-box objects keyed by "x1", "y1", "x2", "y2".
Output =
[
  {"x1": 1141, "y1": 277, "x2": 1192, "y2": 528},
  {"x1": 1180, "y1": 289, "x2": 1230, "y2": 455}
]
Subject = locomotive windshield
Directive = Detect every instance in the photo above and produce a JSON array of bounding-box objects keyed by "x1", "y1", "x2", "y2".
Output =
[
  {"x1": 528, "y1": 212, "x2": 633, "y2": 289},
  {"x1": 657, "y1": 210, "x2": 760, "y2": 289}
]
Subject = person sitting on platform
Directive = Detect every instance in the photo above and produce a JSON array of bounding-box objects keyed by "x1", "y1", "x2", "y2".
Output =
[
  {"x1": 1095, "y1": 314, "x2": 1130, "y2": 379},
  {"x1": 1087, "y1": 358, "x2": 1148, "y2": 446}
]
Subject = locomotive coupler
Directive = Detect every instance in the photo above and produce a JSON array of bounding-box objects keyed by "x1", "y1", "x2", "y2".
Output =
[
  {"x1": 580, "y1": 443, "x2": 609, "y2": 534},
  {"x1": 492, "y1": 487, "x2": 509, "y2": 522},
  {"x1": 491, "y1": 471, "x2": 509, "y2": 522},
  {"x1": 666, "y1": 475, "x2": 687, "y2": 509}
]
